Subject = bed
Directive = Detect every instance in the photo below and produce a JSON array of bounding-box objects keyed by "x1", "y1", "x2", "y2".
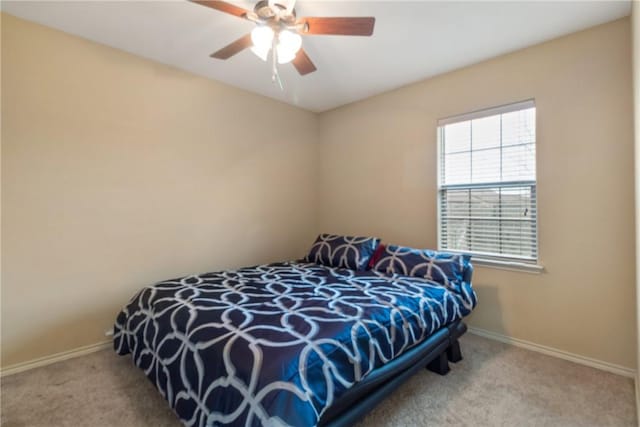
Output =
[{"x1": 114, "y1": 237, "x2": 477, "y2": 427}]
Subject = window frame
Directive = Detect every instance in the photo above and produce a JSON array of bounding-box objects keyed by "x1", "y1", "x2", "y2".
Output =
[{"x1": 436, "y1": 99, "x2": 543, "y2": 273}]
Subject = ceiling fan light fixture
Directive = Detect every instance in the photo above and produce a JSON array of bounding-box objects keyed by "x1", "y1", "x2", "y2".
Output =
[
  {"x1": 278, "y1": 30, "x2": 302, "y2": 54},
  {"x1": 250, "y1": 45, "x2": 270, "y2": 61},
  {"x1": 250, "y1": 25, "x2": 274, "y2": 50},
  {"x1": 275, "y1": 30, "x2": 302, "y2": 64},
  {"x1": 276, "y1": 45, "x2": 296, "y2": 64}
]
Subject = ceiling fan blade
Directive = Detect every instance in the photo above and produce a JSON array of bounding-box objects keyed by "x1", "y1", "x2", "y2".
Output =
[
  {"x1": 210, "y1": 34, "x2": 253, "y2": 59},
  {"x1": 189, "y1": 1, "x2": 251, "y2": 19},
  {"x1": 292, "y1": 49, "x2": 317, "y2": 75},
  {"x1": 299, "y1": 17, "x2": 375, "y2": 36}
]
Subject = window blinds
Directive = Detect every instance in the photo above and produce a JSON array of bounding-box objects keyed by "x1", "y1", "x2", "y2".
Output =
[{"x1": 438, "y1": 100, "x2": 537, "y2": 261}]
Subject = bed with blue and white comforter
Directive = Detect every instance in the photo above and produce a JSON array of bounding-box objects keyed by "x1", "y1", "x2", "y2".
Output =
[{"x1": 114, "y1": 261, "x2": 477, "y2": 426}]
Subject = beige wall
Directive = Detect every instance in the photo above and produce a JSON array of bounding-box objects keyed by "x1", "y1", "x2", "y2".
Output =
[
  {"x1": 1, "y1": 10, "x2": 3, "y2": 369},
  {"x1": 318, "y1": 19, "x2": 636, "y2": 369},
  {"x1": 1, "y1": 13, "x2": 318, "y2": 368},
  {"x1": 632, "y1": 0, "x2": 640, "y2": 391}
]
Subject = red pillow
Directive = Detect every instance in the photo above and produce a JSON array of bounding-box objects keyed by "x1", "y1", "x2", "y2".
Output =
[{"x1": 368, "y1": 244, "x2": 386, "y2": 269}]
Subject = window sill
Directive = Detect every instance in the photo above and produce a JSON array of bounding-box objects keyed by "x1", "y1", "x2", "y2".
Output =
[{"x1": 471, "y1": 257, "x2": 544, "y2": 274}]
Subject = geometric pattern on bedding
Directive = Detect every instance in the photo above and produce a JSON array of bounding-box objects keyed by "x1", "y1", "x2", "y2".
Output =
[
  {"x1": 304, "y1": 234, "x2": 380, "y2": 271},
  {"x1": 114, "y1": 261, "x2": 477, "y2": 426},
  {"x1": 374, "y1": 245, "x2": 470, "y2": 293}
]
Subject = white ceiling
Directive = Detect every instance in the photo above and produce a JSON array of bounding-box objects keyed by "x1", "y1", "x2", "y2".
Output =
[{"x1": 2, "y1": 1, "x2": 632, "y2": 112}]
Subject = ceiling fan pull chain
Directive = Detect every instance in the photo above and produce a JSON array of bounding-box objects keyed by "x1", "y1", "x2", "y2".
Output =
[
  {"x1": 271, "y1": 35, "x2": 284, "y2": 90},
  {"x1": 275, "y1": 71, "x2": 284, "y2": 91},
  {"x1": 271, "y1": 35, "x2": 277, "y2": 81}
]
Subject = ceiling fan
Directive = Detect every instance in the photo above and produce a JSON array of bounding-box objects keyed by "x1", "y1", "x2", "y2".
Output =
[{"x1": 190, "y1": 0, "x2": 375, "y2": 82}]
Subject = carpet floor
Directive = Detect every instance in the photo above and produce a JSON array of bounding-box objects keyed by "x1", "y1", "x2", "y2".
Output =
[{"x1": 1, "y1": 334, "x2": 636, "y2": 426}]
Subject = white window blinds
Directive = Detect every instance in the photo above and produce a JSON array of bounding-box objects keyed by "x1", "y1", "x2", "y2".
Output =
[{"x1": 437, "y1": 100, "x2": 537, "y2": 262}]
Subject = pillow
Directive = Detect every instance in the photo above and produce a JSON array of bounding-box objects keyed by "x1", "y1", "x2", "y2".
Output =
[
  {"x1": 373, "y1": 244, "x2": 470, "y2": 291},
  {"x1": 305, "y1": 234, "x2": 381, "y2": 271},
  {"x1": 368, "y1": 243, "x2": 386, "y2": 269}
]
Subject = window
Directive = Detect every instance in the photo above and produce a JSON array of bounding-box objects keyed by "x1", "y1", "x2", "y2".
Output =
[{"x1": 437, "y1": 100, "x2": 538, "y2": 266}]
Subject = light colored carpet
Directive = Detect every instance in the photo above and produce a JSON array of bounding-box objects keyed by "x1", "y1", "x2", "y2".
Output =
[{"x1": 1, "y1": 334, "x2": 636, "y2": 427}]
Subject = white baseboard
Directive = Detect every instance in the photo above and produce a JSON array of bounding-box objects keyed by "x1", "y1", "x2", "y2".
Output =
[
  {"x1": 468, "y1": 327, "x2": 636, "y2": 378},
  {"x1": 1, "y1": 340, "x2": 112, "y2": 377}
]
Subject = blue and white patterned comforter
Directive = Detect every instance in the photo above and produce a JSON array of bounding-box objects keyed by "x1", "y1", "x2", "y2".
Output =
[{"x1": 114, "y1": 261, "x2": 477, "y2": 427}]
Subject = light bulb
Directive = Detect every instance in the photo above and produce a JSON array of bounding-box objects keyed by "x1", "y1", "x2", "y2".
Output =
[
  {"x1": 251, "y1": 45, "x2": 270, "y2": 61},
  {"x1": 251, "y1": 26, "x2": 274, "y2": 50},
  {"x1": 276, "y1": 30, "x2": 302, "y2": 64},
  {"x1": 276, "y1": 45, "x2": 296, "y2": 64}
]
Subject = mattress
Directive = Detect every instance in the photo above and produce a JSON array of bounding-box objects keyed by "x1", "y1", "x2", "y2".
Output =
[{"x1": 114, "y1": 261, "x2": 477, "y2": 426}]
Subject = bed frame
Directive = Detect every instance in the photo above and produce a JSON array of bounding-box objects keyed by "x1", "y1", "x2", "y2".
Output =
[
  {"x1": 320, "y1": 264, "x2": 474, "y2": 427},
  {"x1": 319, "y1": 320, "x2": 467, "y2": 427}
]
